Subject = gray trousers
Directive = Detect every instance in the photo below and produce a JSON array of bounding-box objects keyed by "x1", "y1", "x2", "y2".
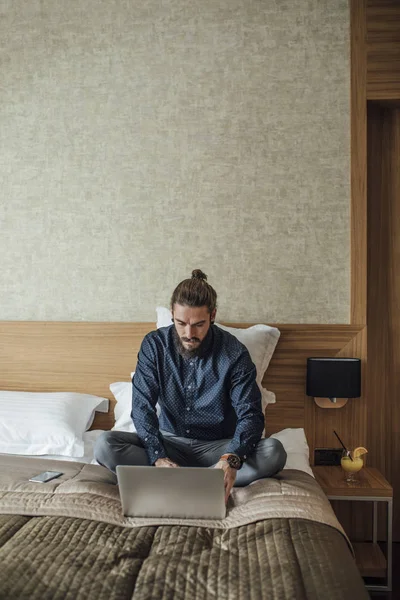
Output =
[{"x1": 94, "y1": 430, "x2": 287, "y2": 487}]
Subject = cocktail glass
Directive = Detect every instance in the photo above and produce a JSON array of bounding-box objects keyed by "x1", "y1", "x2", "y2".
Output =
[{"x1": 341, "y1": 450, "x2": 364, "y2": 483}]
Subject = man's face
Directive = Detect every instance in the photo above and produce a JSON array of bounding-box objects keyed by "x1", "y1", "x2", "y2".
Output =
[{"x1": 172, "y1": 304, "x2": 216, "y2": 354}]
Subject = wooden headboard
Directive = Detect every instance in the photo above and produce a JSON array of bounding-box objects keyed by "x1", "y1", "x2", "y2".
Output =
[{"x1": 0, "y1": 321, "x2": 367, "y2": 464}]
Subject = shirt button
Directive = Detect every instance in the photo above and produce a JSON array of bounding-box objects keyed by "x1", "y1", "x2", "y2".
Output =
[
  {"x1": 155, "y1": 450, "x2": 159, "y2": 455},
  {"x1": 145, "y1": 437, "x2": 148, "y2": 441},
  {"x1": 188, "y1": 385, "x2": 192, "y2": 390},
  {"x1": 244, "y1": 455, "x2": 247, "y2": 459},
  {"x1": 186, "y1": 407, "x2": 190, "y2": 411},
  {"x1": 186, "y1": 429, "x2": 190, "y2": 433}
]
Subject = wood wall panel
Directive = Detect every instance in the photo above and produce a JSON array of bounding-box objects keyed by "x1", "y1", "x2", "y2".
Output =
[
  {"x1": 367, "y1": 105, "x2": 400, "y2": 539},
  {"x1": 391, "y1": 109, "x2": 400, "y2": 538},
  {"x1": 263, "y1": 325, "x2": 365, "y2": 461},
  {"x1": 388, "y1": 109, "x2": 400, "y2": 539},
  {"x1": 367, "y1": 0, "x2": 400, "y2": 100},
  {"x1": 319, "y1": 326, "x2": 369, "y2": 542},
  {"x1": 0, "y1": 322, "x2": 156, "y2": 430},
  {"x1": 367, "y1": 104, "x2": 392, "y2": 477},
  {"x1": 311, "y1": 326, "x2": 367, "y2": 455},
  {"x1": 0, "y1": 321, "x2": 365, "y2": 454}
]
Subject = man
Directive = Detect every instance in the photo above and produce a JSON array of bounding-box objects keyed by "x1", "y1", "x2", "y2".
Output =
[{"x1": 95, "y1": 269, "x2": 286, "y2": 504}]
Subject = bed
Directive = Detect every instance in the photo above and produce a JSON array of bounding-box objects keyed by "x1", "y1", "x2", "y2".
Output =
[{"x1": 0, "y1": 320, "x2": 368, "y2": 600}]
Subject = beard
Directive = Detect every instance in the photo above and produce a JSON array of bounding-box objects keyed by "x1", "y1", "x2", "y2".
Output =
[{"x1": 172, "y1": 326, "x2": 208, "y2": 359}]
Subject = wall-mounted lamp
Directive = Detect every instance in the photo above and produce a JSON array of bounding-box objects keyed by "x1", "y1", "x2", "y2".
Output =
[{"x1": 306, "y1": 357, "x2": 361, "y2": 409}]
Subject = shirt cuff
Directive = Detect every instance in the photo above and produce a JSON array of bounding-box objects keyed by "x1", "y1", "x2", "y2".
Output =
[
  {"x1": 225, "y1": 443, "x2": 257, "y2": 462},
  {"x1": 144, "y1": 441, "x2": 167, "y2": 465}
]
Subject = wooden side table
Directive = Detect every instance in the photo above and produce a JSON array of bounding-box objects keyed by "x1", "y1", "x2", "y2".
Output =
[{"x1": 313, "y1": 466, "x2": 393, "y2": 593}]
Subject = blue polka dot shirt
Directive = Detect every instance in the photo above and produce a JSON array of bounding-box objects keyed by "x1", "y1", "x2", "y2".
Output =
[{"x1": 131, "y1": 324, "x2": 264, "y2": 465}]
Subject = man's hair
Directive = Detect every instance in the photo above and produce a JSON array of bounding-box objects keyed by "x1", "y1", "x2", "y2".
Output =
[{"x1": 170, "y1": 269, "x2": 217, "y2": 314}]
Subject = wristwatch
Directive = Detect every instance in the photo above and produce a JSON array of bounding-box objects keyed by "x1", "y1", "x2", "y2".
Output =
[{"x1": 219, "y1": 453, "x2": 243, "y2": 470}]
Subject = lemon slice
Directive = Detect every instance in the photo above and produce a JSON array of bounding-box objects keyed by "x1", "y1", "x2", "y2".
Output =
[{"x1": 353, "y1": 446, "x2": 368, "y2": 459}]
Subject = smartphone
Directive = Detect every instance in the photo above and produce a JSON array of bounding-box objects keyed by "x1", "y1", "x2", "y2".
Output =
[{"x1": 29, "y1": 471, "x2": 64, "y2": 483}]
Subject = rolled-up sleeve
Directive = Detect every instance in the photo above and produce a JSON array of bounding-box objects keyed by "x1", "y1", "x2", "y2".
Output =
[
  {"x1": 131, "y1": 336, "x2": 167, "y2": 464},
  {"x1": 225, "y1": 351, "x2": 264, "y2": 460}
]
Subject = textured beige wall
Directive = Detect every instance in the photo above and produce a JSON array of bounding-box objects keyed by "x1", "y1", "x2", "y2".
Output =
[{"x1": 0, "y1": 0, "x2": 350, "y2": 323}]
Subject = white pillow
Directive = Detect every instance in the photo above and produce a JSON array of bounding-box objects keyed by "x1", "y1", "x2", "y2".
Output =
[
  {"x1": 270, "y1": 428, "x2": 314, "y2": 477},
  {"x1": 156, "y1": 305, "x2": 174, "y2": 328},
  {"x1": 0, "y1": 391, "x2": 108, "y2": 457},
  {"x1": 156, "y1": 306, "x2": 280, "y2": 408},
  {"x1": 11, "y1": 430, "x2": 105, "y2": 465},
  {"x1": 111, "y1": 376, "x2": 161, "y2": 433},
  {"x1": 111, "y1": 380, "x2": 136, "y2": 432}
]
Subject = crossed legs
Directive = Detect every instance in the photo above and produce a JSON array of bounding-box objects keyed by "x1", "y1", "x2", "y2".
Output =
[{"x1": 94, "y1": 430, "x2": 287, "y2": 486}]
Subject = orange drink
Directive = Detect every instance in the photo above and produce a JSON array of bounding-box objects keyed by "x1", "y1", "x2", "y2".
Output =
[{"x1": 341, "y1": 447, "x2": 368, "y2": 483}]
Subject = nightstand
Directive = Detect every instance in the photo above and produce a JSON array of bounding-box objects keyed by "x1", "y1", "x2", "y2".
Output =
[{"x1": 313, "y1": 466, "x2": 393, "y2": 593}]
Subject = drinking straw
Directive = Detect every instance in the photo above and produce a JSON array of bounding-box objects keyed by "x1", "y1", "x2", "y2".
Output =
[{"x1": 333, "y1": 430, "x2": 353, "y2": 461}]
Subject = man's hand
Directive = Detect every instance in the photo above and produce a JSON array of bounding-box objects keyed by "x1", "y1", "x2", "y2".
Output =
[
  {"x1": 215, "y1": 460, "x2": 237, "y2": 504},
  {"x1": 154, "y1": 457, "x2": 179, "y2": 468}
]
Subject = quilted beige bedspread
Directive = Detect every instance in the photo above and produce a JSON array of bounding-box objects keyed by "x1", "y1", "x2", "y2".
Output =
[{"x1": 0, "y1": 456, "x2": 368, "y2": 600}]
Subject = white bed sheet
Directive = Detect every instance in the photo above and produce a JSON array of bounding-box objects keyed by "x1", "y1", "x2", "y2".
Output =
[{"x1": 0, "y1": 430, "x2": 103, "y2": 465}]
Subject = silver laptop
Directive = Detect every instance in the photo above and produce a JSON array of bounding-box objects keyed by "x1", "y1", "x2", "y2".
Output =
[{"x1": 116, "y1": 465, "x2": 226, "y2": 519}]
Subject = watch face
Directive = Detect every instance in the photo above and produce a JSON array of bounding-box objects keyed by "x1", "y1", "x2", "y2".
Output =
[{"x1": 227, "y1": 455, "x2": 242, "y2": 470}]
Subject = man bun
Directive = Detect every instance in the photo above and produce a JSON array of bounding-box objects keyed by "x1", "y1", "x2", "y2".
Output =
[{"x1": 191, "y1": 269, "x2": 207, "y2": 281}]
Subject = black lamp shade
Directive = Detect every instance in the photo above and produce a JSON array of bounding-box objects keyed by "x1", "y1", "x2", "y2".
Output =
[{"x1": 306, "y1": 357, "x2": 361, "y2": 399}]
